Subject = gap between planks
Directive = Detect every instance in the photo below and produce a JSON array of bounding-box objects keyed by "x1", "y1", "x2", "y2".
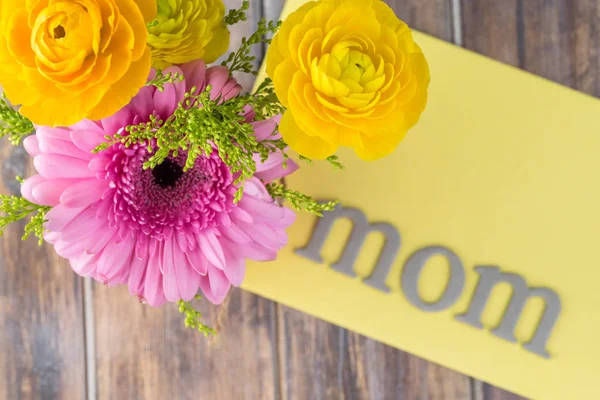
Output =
[
  {"x1": 450, "y1": 2, "x2": 482, "y2": 399},
  {"x1": 83, "y1": 277, "x2": 97, "y2": 400}
]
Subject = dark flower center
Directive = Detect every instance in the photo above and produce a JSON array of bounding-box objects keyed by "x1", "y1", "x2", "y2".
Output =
[
  {"x1": 54, "y1": 25, "x2": 66, "y2": 39},
  {"x1": 152, "y1": 159, "x2": 184, "y2": 188}
]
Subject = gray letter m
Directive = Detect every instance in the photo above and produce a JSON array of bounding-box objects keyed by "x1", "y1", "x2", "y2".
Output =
[
  {"x1": 455, "y1": 266, "x2": 562, "y2": 358},
  {"x1": 295, "y1": 202, "x2": 400, "y2": 292}
]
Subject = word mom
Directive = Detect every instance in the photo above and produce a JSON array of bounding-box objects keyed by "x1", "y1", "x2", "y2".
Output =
[{"x1": 295, "y1": 203, "x2": 561, "y2": 359}]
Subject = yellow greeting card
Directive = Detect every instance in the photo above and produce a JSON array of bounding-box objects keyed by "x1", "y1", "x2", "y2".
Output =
[{"x1": 243, "y1": 0, "x2": 600, "y2": 398}]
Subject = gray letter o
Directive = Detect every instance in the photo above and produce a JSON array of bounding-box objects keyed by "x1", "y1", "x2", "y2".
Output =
[{"x1": 401, "y1": 246, "x2": 466, "y2": 312}]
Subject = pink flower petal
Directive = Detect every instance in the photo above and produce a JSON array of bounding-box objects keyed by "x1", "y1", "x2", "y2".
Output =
[
  {"x1": 36, "y1": 126, "x2": 72, "y2": 141},
  {"x1": 175, "y1": 231, "x2": 187, "y2": 252},
  {"x1": 96, "y1": 235, "x2": 135, "y2": 283},
  {"x1": 196, "y1": 230, "x2": 226, "y2": 270},
  {"x1": 153, "y1": 67, "x2": 185, "y2": 119},
  {"x1": 221, "y1": 80, "x2": 242, "y2": 101},
  {"x1": 21, "y1": 174, "x2": 46, "y2": 204},
  {"x1": 85, "y1": 224, "x2": 117, "y2": 254},
  {"x1": 221, "y1": 237, "x2": 246, "y2": 286},
  {"x1": 71, "y1": 119, "x2": 105, "y2": 134},
  {"x1": 70, "y1": 252, "x2": 100, "y2": 277},
  {"x1": 199, "y1": 275, "x2": 224, "y2": 305},
  {"x1": 185, "y1": 248, "x2": 208, "y2": 276},
  {"x1": 60, "y1": 206, "x2": 106, "y2": 243},
  {"x1": 251, "y1": 119, "x2": 280, "y2": 141},
  {"x1": 240, "y1": 242, "x2": 278, "y2": 261},
  {"x1": 254, "y1": 153, "x2": 300, "y2": 183},
  {"x1": 180, "y1": 59, "x2": 207, "y2": 94},
  {"x1": 238, "y1": 195, "x2": 287, "y2": 222},
  {"x1": 60, "y1": 179, "x2": 109, "y2": 208},
  {"x1": 54, "y1": 239, "x2": 85, "y2": 259},
  {"x1": 220, "y1": 222, "x2": 252, "y2": 245},
  {"x1": 35, "y1": 155, "x2": 95, "y2": 179},
  {"x1": 173, "y1": 247, "x2": 201, "y2": 301},
  {"x1": 70, "y1": 130, "x2": 106, "y2": 153},
  {"x1": 23, "y1": 135, "x2": 41, "y2": 156},
  {"x1": 45, "y1": 204, "x2": 87, "y2": 232},
  {"x1": 161, "y1": 238, "x2": 181, "y2": 302},
  {"x1": 230, "y1": 206, "x2": 253, "y2": 224},
  {"x1": 129, "y1": 86, "x2": 155, "y2": 119},
  {"x1": 101, "y1": 107, "x2": 133, "y2": 135},
  {"x1": 143, "y1": 256, "x2": 167, "y2": 307},
  {"x1": 128, "y1": 254, "x2": 148, "y2": 297},
  {"x1": 135, "y1": 232, "x2": 149, "y2": 259},
  {"x1": 199, "y1": 265, "x2": 231, "y2": 305},
  {"x1": 38, "y1": 135, "x2": 91, "y2": 160},
  {"x1": 88, "y1": 156, "x2": 111, "y2": 172},
  {"x1": 238, "y1": 220, "x2": 284, "y2": 251},
  {"x1": 206, "y1": 66, "x2": 231, "y2": 101}
]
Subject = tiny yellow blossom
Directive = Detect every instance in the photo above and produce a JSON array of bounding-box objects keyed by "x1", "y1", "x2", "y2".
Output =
[
  {"x1": 267, "y1": 0, "x2": 430, "y2": 161},
  {"x1": 0, "y1": 0, "x2": 157, "y2": 127},
  {"x1": 147, "y1": 0, "x2": 230, "y2": 69}
]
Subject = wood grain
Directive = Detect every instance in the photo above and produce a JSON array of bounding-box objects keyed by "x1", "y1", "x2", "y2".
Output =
[
  {"x1": 342, "y1": 333, "x2": 471, "y2": 400},
  {"x1": 94, "y1": 286, "x2": 278, "y2": 400},
  {"x1": 387, "y1": 0, "x2": 455, "y2": 40},
  {"x1": 461, "y1": 0, "x2": 600, "y2": 399},
  {"x1": 0, "y1": 144, "x2": 86, "y2": 400}
]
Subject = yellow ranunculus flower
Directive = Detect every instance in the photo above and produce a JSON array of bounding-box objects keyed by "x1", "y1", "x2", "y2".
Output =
[
  {"x1": 267, "y1": 0, "x2": 430, "y2": 161},
  {"x1": 0, "y1": 0, "x2": 156, "y2": 127},
  {"x1": 147, "y1": 0, "x2": 230, "y2": 69}
]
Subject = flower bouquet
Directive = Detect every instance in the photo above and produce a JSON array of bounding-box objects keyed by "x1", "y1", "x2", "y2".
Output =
[{"x1": 0, "y1": 0, "x2": 429, "y2": 334}]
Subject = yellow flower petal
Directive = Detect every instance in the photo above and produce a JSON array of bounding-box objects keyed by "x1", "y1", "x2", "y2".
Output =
[
  {"x1": 273, "y1": 58, "x2": 298, "y2": 108},
  {"x1": 0, "y1": 0, "x2": 151, "y2": 126},
  {"x1": 134, "y1": 0, "x2": 157, "y2": 24},
  {"x1": 354, "y1": 130, "x2": 406, "y2": 161},
  {"x1": 266, "y1": 0, "x2": 430, "y2": 160},
  {"x1": 279, "y1": 111, "x2": 339, "y2": 160},
  {"x1": 147, "y1": 0, "x2": 227, "y2": 68},
  {"x1": 87, "y1": 45, "x2": 151, "y2": 121},
  {"x1": 203, "y1": 23, "x2": 230, "y2": 63},
  {"x1": 115, "y1": 0, "x2": 149, "y2": 60},
  {"x1": 266, "y1": 34, "x2": 285, "y2": 78},
  {"x1": 7, "y1": 10, "x2": 36, "y2": 68}
]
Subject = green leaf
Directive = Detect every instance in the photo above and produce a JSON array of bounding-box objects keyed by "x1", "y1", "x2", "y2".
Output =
[
  {"x1": 221, "y1": 18, "x2": 281, "y2": 75},
  {"x1": 0, "y1": 194, "x2": 50, "y2": 246},
  {"x1": 265, "y1": 183, "x2": 338, "y2": 216},
  {"x1": 178, "y1": 296, "x2": 216, "y2": 336},
  {"x1": 224, "y1": 0, "x2": 249, "y2": 25},
  {"x1": 0, "y1": 94, "x2": 34, "y2": 145}
]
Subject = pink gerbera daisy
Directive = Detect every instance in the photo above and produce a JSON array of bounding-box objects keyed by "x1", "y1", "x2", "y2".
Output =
[{"x1": 21, "y1": 60, "x2": 298, "y2": 307}]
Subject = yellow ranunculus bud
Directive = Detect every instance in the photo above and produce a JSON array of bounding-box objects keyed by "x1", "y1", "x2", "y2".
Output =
[
  {"x1": 147, "y1": 0, "x2": 230, "y2": 69},
  {"x1": 0, "y1": 0, "x2": 157, "y2": 127},
  {"x1": 267, "y1": 0, "x2": 431, "y2": 161}
]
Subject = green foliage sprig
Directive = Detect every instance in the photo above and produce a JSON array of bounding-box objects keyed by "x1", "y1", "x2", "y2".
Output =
[
  {"x1": 326, "y1": 155, "x2": 345, "y2": 170},
  {"x1": 222, "y1": 18, "x2": 281, "y2": 75},
  {"x1": 94, "y1": 85, "x2": 291, "y2": 202},
  {"x1": 0, "y1": 194, "x2": 50, "y2": 246},
  {"x1": 266, "y1": 183, "x2": 338, "y2": 216},
  {"x1": 224, "y1": 0, "x2": 249, "y2": 25},
  {"x1": 251, "y1": 78, "x2": 286, "y2": 120},
  {"x1": 178, "y1": 296, "x2": 216, "y2": 336},
  {"x1": 0, "y1": 94, "x2": 34, "y2": 145},
  {"x1": 147, "y1": 70, "x2": 186, "y2": 92}
]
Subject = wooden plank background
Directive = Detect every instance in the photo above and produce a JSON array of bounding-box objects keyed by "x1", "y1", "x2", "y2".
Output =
[{"x1": 1, "y1": 0, "x2": 598, "y2": 398}]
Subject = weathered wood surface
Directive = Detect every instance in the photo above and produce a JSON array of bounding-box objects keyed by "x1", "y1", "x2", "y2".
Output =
[
  {"x1": 1, "y1": 0, "x2": 598, "y2": 399},
  {"x1": 0, "y1": 143, "x2": 87, "y2": 400}
]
